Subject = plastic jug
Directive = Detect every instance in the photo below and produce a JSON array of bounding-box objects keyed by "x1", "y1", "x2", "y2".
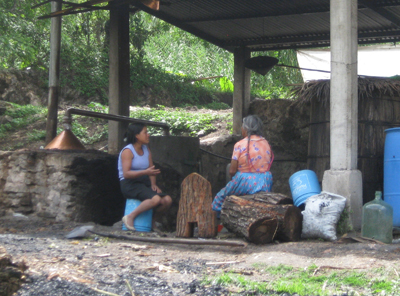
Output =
[{"x1": 361, "y1": 191, "x2": 393, "y2": 244}]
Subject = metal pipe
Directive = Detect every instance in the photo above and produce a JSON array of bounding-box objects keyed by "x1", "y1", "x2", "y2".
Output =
[{"x1": 63, "y1": 108, "x2": 170, "y2": 136}]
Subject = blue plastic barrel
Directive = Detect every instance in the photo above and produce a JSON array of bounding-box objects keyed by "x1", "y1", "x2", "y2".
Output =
[
  {"x1": 384, "y1": 127, "x2": 400, "y2": 227},
  {"x1": 289, "y1": 170, "x2": 321, "y2": 207},
  {"x1": 122, "y1": 199, "x2": 153, "y2": 232}
]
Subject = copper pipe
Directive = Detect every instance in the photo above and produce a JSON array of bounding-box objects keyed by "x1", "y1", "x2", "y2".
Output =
[{"x1": 64, "y1": 108, "x2": 170, "y2": 136}]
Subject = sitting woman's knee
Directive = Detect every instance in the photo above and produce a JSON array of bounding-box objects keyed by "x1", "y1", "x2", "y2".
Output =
[
  {"x1": 161, "y1": 195, "x2": 172, "y2": 207},
  {"x1": 162, "y1": 195, "x2": 172, "y2": 207},
  {"x1": 150, "y1": 195, "x2": 162, "y2": 206}
]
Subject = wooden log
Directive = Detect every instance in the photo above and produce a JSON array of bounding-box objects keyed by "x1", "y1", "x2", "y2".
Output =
[
  {"x1": 176, "y1": 173, "x2": 217, "y2": 238},
  {"x1": 221, "y1": 195, "x2": 302, "y2": 244},
  {"x1": 236, "y1": 192, "x2": 293, "y2": 205},
  {"x1": 89, "y1": 230, "x2": 246, "y2": 247}
]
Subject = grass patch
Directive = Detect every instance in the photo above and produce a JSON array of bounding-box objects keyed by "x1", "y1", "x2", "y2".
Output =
[
  {"x1": 129, "y1": 105, "x2": 232, "y2": 136},
  {"x1": 204, "y1": 264, "x2": 397, "y2": 296},
  {"x1": 337, "y1": 207, "x2": 353, "y2": 235},
  {"x1": 27, "y1": 129, "x2": 46, "y2": 141},
  {"x1": 0, "y1": 103, "x2": 46, "y2": 139},
  {"x1": 264, "y1": 263, "x2": 294, "y2": 275}
]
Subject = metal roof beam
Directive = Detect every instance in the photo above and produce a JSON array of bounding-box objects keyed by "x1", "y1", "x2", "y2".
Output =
[
  {"x1": 223, "y1": 28, "x2": 400, "y2": 48},
  {"x1": 249, "y1": 35, "x2": 400, "y2": 51},
  {"x1": 181, "y1": 2, "x2": 400, "y2": 23},
  {"x1": 359, "y1": 0, "x2": 400, "y2": 28},
  {"x1": 224, "y1": 34, "x2": 331, "y2": 47},
  {"x1": 184, "y1": 7, "x2": 330, "y2": 23}
]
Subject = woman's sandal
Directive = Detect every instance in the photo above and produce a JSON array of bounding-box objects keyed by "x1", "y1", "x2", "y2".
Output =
[{"x1": 122, "y1": 216, "x2": 135, "y2": 231}]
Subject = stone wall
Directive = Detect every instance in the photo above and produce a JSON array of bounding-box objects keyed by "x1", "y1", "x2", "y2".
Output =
[
  {"x1": 0, "y1": 150, "x2": 125, "y2": 225},
  {"x1": 0, "y1": 137, "x2": 200, "y2": 230}
]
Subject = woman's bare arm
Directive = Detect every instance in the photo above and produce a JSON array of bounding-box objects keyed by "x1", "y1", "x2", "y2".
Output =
[
  {"x1": 148, "y1": 149, "x2": 162, "y2": 192},
  {"x1": 229, "y1": 159, "x2": 239, "y2": 178}
]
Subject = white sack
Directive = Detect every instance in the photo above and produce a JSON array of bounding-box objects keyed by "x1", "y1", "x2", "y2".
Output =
[{"x1": 301, "y1": 191, "x2": 347, "y2": 241}]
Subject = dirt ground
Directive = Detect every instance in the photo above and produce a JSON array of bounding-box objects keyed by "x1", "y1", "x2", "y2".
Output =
[{"x1": 2, "y1": 214, "x2": 400, "y2": 296}]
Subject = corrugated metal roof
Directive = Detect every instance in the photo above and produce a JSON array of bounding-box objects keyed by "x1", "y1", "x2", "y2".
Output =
[{"x1": 135, "y1": 0, "x2": 400, "y2": 52}]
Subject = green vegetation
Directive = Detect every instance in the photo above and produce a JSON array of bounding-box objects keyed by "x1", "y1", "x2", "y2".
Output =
[
  {"x1": 0, "y1": 1, "x2": 303, "y2": 106},
  {"x1": 0, "y1": 102, "x2": 232, "y2": 150},
  {"x1": 0, "y1": 2, "x2": 300, "y2": 148},
  {"x1": 87, "y1": 102, "x2": 232, "y2": 137},
  {"x1": 337, "y1": 208, "x2": 354, "y2": 235},
  {"x1": 129, "y1": 105, "x2": 232, "y2": 136},
  {"x1": 203, "y1": 264, "x2": 398, "y2": 295},
  {"x1": 0, "y1": 103, "x2": 47, "y2": 138}
]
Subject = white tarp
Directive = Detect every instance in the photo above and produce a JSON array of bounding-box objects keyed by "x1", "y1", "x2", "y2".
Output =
[{"x1": 297, "y1": 44, "x2": 400, "y2": 81}]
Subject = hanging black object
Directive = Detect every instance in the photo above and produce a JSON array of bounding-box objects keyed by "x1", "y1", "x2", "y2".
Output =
[{"x1": 244, "y1": 56, "x2": 279, "y2": 76}]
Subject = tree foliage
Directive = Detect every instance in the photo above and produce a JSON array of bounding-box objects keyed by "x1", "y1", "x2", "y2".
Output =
[
  {"x1": 0, "y1": 3, "x2": 303, "y2": 104},
  {"x1": 0, "y1": 0, "x2": 50, "y2": 69}
]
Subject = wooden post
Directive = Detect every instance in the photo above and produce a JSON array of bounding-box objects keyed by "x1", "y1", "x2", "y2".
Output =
[
  {"x1": 108, "y1": 3, "x2": 130, "y2": 154},
  {"x1": 232, "y1": 46, "x2": 251, "y2": 135},
  {"x1": 45, "y1": 0, "x2": 62, "y2": 144}
]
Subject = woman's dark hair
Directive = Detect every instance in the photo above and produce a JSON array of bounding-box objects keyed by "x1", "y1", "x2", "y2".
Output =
[{"x1": 124, "y1": 123, "x2": 146, "y2": 144}]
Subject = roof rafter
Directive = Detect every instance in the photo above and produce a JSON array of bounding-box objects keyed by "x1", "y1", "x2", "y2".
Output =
[
  {"x1": 32, "y1": 0, "x2": 400, "y2": 53},
  {"x1": 176, "y1": 2, "x2": 400, "y2": 24},
  {"x1": 224, "y1": 27, "x2": 400, "y2": 51},
  {"x1": 185, "y1": 7, "x2": 330, "y2": 23},
  {"x1": 35, "y1": 0, "x2": 146, "y2": 19},
  {"x1": 359, "y1": 0, "x2": 400, "y2": 28},
  {"x1": 35, "y1": 0, "x2": 111, "y2": 19}
]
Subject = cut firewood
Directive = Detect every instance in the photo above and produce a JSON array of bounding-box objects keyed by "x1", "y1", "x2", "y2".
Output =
[{"x1": 221, "y1": 195, "x2": 302, "y2": 244}]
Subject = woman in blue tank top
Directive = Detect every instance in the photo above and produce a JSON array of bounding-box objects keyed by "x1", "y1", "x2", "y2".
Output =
[{"x1": 118, "y1": 123, "x2": 172, "y2": 231}]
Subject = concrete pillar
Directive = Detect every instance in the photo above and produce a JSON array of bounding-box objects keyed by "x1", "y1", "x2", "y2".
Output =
[
  {"x1": 323, "y1": 0, "x2": 362, "y2": 230},
  {"x1": 108, "y1": 4, "x2": 130, "y2": 154},
  {"x1": 232, "y1": 47, "x2": 251, "y2": 135},
  {"x1": 45, "y1": 0, "x2": 62, "y2": 144}
]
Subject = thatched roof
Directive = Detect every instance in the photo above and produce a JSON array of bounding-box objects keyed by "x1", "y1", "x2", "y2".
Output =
[{"x1": 292, "y1": 77, "x2": 400, "y2": 105}]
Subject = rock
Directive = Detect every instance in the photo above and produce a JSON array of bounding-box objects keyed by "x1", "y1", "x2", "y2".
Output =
[
  {"x1": 0, "y1": 246, "x2": 27, "y2": 296},
  {"x1": 0, "y1": 115, "x2": 12, "y2": 123}
]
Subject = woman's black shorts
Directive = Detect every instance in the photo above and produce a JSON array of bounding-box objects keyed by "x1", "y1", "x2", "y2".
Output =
[{"x1": 120, "y1": 176, "x2": 167, "y2": 201}]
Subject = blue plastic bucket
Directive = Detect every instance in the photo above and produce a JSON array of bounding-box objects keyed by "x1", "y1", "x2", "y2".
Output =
[
  {"x1": 122, "y1": 199, "x2": 153, "y2": 232},
  {"x1": 384, "y1": 127, "x2": 400, "y2": 227},
  {"x1": 289, "y1": 170, "x2": 321, "y2": 207}
]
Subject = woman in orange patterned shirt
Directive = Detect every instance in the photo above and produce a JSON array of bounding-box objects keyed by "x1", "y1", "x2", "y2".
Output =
[{"x1": 212, "y1": 115, "x2": 273, "y2": 213}]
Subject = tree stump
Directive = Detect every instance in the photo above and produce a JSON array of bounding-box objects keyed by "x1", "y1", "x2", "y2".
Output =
[
  {"x1": 221, "y1": 194, "x2": 302, "y2": 244},
  {"x1": 176, "y1": 173, "x2": 217, "y2": 238}
]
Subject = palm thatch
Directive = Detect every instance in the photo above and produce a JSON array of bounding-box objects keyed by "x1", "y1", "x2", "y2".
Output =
[{"x1": 291, "y1": 77, "x2": 400, "y2": 106}]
